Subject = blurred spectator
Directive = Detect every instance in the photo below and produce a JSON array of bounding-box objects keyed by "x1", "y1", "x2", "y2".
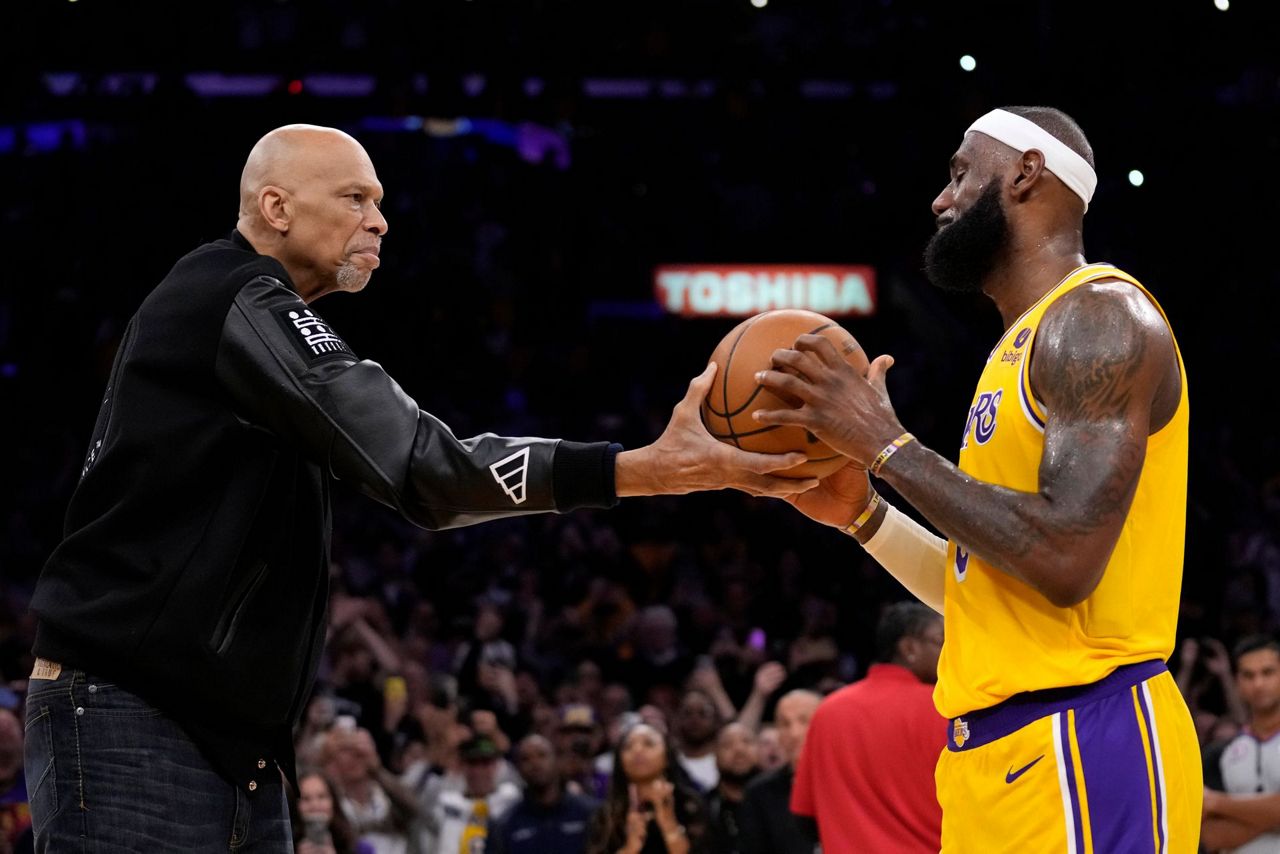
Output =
[
  {"x1": 455, "y1": 600, "x2": 520, "y2": 721},
  {"x1": 705, "y1": 722, "x2": 760, "y2": 854},
  {"x1": 674, "y1": 689, "x2": 722, "y2": 793},
  {"x1": 0, "y1": 708, "x2": 32, "y2": 854},
  {"x1": 587, "y1": 723, "x2": 708, "y2": 854},
  {"x1": 575, "y1": 660, "x2": 606, "y2": 711},
  {"x1": 298, "y1": 693, "x2": 341, "y2": 770},
  {"x1": 289, "y1": 769, "x2": 375, "y2": 854},
  {"x1": 489, "y1": 734, "x2": 597, "y2": 854},
  {"x1": 1202, "y1": 635, "x2": 1280, "y2": 852},
  {"x1": 403, "y1": 707, "x2": 522, "y2": 848},
  {"x1": 792, "y1": 602, "x2": 946, "y2": 853},
  {"x1": 556, "y1": 703, "x2": 609, "y2": 799},
  {"x1": 623, "y1": 607, "x2": 694, "y2": 705},
  {"x1": 755, "y1": 726, "x2": 785, "y2": 774},
  {"x1": 737, "y1": 691, "x2": 820, "y2": 854},
  {"x1": 322, "y1": 726, "x2": 419, "y2": 854},
  {"x1": 329, "y1": 596, "x2": 406, "y2": 762},
  {"x1": 732, "y1": 662, "x2": 788, "y2": 734},
  {"x1": 430, "y1": 734, "x2": 521, "y2": 853}
]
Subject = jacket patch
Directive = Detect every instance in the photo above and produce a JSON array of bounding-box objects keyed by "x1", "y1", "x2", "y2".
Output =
[
  {"x1": 274, "y1": 308, "x2": 354, "y2": 365},
  {"x1": 490, "y1": 447, "x2": 530, "y2": 504}
]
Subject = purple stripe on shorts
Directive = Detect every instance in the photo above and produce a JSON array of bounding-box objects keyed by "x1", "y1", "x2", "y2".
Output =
[
  {"x1": 1136, "y1": 685, "x2": 1166, "y2": 853},
  {"x1": 1059, "y1": 712, "x2": 1087, "y2": 854},
  {"x1": 1075, "y1": 684, "x2": 1157, "y2": 853}
]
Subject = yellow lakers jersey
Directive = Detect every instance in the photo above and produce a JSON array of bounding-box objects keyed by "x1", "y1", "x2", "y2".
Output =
[{"x1": 934, "y1": 263, "x2": 1189, "y2": 718}]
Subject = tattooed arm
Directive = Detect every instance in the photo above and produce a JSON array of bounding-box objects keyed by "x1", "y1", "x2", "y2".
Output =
[
  {"x1": 756, "y1": 281, "x2": 1179, "y2": 607},
  {"x1": 883, "y1": 283, "x2": 1174, "y2": 605}
]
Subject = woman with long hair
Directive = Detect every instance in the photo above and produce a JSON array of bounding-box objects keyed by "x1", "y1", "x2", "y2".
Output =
[
  {"x1": 588, "y1": 722, "x2": 708, "y2": 854},
  {"x1": 287, "y1": 769, "x2": 374, "y2": 854}
]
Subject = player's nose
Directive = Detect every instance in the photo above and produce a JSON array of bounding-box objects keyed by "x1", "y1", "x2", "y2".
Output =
[
  {"x1": 931, "y1": 185, "x2": 953, "y2": 218},
  {"x1": 367, "y1": 205, "x2": 388, "y2": 236}
]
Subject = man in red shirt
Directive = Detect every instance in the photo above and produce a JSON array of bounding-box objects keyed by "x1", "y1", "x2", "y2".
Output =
[{"x1": 792, "y1": 602, "x2": 946, "y2": 853}]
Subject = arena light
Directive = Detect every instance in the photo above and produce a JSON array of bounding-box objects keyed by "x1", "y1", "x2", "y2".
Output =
[
  {"x1": 1128, "y1": 170, "x2": 1145, "y2": 187},
  {"x1": 655, "y1": 265, "x2": 877, "y2": 317},
  {"x1": 960, "y1": 55, "x2": 977, "y2": 72}
]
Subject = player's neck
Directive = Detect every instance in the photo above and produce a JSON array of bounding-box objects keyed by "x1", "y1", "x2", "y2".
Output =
[{"x1": 984, "y1": 233, "x2": 1086, "y2": 330}]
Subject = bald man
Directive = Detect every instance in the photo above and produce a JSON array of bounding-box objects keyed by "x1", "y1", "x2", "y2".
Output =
[
  {"x1": 758, "y1": 106, "x2": 1200, "y2": 851},
  {"x1": 23, "y1": 125, "x2": 810, "y2": 850},
  {"x1": 738, "y1": 691, "x2": 820, "y2": 854}
]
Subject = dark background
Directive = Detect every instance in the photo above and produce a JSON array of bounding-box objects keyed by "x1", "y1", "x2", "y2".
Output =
[{"x1": 2, "y1": 0, "x2": 1278, "y2": 682}]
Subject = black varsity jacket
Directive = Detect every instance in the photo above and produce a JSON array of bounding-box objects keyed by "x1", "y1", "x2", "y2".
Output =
[{"x1": 30, "y1": 231, "x2": 618, "y2": 789}]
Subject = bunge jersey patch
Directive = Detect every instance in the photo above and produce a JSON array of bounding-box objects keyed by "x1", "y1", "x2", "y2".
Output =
[{"x1": 274, "y1": 307, "x2": 356, "y2": 366}]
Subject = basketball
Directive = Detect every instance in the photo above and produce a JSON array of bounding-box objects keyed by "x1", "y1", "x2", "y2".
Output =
[{"x1": 700, "y1": 309, "x2": 869, "y2": 479}]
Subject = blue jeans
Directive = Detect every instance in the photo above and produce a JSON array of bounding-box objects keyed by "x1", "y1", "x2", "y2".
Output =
[{"x1": 23, "y1": 668, "x2": 293, "y2": 853}]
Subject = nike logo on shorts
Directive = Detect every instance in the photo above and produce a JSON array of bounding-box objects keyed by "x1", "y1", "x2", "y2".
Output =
[{"x1": 1005, "y1": 754, "x2": 1045, "y2": 784}]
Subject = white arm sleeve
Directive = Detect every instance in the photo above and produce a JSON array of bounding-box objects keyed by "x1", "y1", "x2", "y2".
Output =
[{"x1": 860, "y1": 502, "x2": 948, "y2": 614}]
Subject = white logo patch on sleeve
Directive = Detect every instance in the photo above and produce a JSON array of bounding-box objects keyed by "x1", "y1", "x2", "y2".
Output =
[
  {"x1": 273, "y1": 307, "x2": 355, "y2": 366},
  {"x1": 490, "y1": 447, "x2": 531, "y2": 505}
]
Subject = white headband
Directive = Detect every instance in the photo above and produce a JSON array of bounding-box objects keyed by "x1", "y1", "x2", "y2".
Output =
[{"x1": 966, "y1": 109, "x2": 1097, "y2": 211}]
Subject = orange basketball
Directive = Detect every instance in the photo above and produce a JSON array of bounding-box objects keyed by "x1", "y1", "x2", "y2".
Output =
[{"x1": 700, "y1": 309, "x2": 869, "y2": 479}]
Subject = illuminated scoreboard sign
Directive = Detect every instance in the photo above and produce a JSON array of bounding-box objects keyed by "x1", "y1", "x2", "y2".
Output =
[{"x1": 654, "y1": 265, "x2": 877, "y2": 317}]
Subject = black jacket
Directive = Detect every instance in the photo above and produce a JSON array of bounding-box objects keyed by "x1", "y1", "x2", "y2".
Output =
[
  {"x1": 30, "y1": 232, "x2": 617, "y2": 789},
  {"x1": 737, "y1": 768, "x2": 818, "y2": 854}
]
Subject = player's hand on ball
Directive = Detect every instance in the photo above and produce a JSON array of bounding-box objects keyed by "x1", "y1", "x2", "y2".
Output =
[
  {"x1": 783, "y1": 461, "x2": 873, "y2": 528},
  {"x1": 754, "y1": 336, "x2": 906, "y2": 468},
  {"x1": 615, "y1": 363, "x2": 818, "y2": 498}
]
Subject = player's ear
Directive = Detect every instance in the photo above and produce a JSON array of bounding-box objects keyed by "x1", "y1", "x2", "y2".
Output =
[
  {"x1": 260, "y1": 186, "x2": 292, "y2": 234},
  {"x1": 1010, "y1": 150, "x2": 1046, "y2": 202}
]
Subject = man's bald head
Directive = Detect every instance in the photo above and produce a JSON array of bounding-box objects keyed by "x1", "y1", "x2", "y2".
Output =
[
  {"x1": 238, "y1": 124, "x2": 371, "y2": 221},
  {"x1": 774, "y1": 689, "x2": 821, "y2": 766},
  {"x1": 235, "y1": 124, "x2": 388, "y2": 302}
]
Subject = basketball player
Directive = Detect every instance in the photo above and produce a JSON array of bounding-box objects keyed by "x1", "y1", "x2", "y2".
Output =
[
  {"x1": 22, "y1": 125, "x2": 814, "y2": 850},
  {"x1": 754, "y1": 107, "x2": 1200, "y2": 852}
]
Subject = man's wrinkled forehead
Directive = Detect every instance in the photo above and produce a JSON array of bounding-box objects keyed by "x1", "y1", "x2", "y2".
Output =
[{"x1": 290, "y1": 137, "x2": 379, "y2": 188}]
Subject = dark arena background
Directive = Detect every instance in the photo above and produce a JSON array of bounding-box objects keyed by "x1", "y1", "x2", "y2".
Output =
[{"x1": 1, "y1": 2, "x2": 1278, "y2": 851}]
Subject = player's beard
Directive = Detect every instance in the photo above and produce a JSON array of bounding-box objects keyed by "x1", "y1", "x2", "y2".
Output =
[{"x1": 924, "y1": 182, "x2": 1010, "y2": 294}]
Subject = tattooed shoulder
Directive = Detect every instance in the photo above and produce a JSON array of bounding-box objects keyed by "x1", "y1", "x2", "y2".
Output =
[{"x1": 1031, "y1": 282, "x2": 1164, "y2": 422}]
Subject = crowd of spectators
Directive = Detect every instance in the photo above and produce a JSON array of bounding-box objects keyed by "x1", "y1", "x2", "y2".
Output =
[{"x1": 3, "y1": 5, "x2": 1280, "y2": 850}]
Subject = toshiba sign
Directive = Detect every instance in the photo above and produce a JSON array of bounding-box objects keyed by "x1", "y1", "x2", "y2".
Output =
[{"x1": 655, "y1": 265, "x2": 877, "y2": 317}]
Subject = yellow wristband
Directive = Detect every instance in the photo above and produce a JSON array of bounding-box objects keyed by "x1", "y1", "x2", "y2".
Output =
[
  {"x1": 870, "y1": 432, "x2": 915, "y2": 477},
  {"x1": 843, "y1": 491, "x2": 883, "y2": 537}
]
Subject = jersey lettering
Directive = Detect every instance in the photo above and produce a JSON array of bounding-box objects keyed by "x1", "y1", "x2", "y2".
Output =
[{"x1": 961, "y1": 390, "x2": 1003, "y2": 449}]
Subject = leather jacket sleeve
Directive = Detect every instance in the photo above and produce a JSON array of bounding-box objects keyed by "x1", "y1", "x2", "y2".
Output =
[{"x1": 214, "y1": 275, "x2": 615, "y2": 529}]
